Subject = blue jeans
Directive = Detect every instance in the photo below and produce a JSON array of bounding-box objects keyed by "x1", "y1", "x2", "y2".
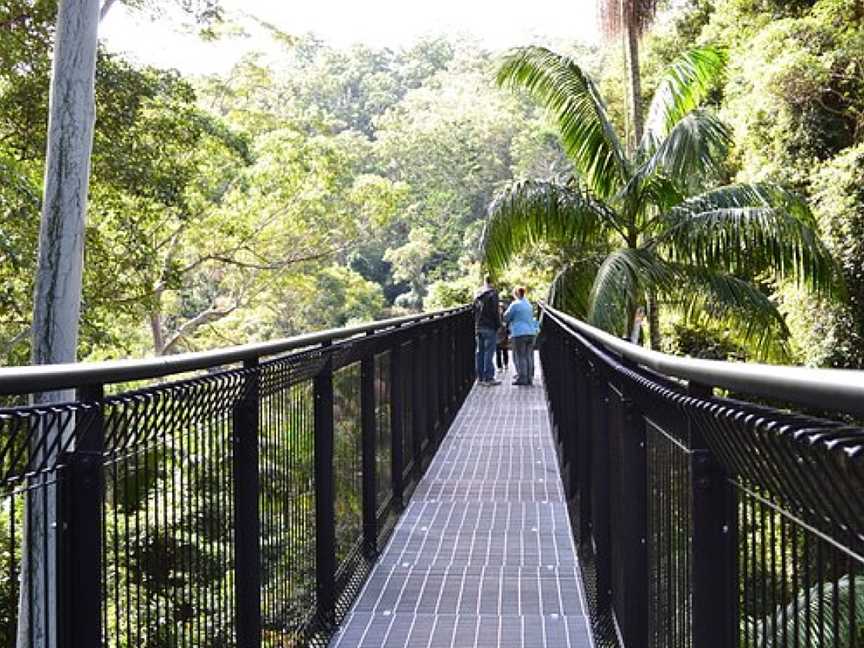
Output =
[
  {"x1": 475, "y1": 328, "x2": 496, "y2": 381},
  {"x1": 513, "y1": 335, "x2": 535, "y2": 384}
]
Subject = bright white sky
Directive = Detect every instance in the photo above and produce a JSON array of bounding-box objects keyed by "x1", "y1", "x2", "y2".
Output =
[{"x1": 99, "y1": 0, "x2": 600, "y2": 75}]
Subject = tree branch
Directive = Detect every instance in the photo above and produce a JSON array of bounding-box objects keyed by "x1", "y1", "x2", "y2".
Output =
[
  {"x1": 160, "y1": 303, "x2": 239, "y2": 355},
  {"x1": 181, "y1": 246, "x2": 345, "y2": 273},
  {"x1": 99, "y1": 0, "x2": 118, "y2": 22},
  {"x1": 1, "y1": 327, "x2": 31, "y2": 359}
]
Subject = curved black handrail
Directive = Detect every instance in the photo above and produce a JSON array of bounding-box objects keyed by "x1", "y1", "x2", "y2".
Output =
[
  {"x1": 0, "y1": 306, "x2": 469, "y2": 394},
  {"x1": 540, "y1": 301, "x2": 864, "y2": 416}
]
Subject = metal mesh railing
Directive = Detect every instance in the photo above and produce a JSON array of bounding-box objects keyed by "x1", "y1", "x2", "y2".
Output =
[
  {"x1": 540, "y1": 303, "x2": 864, "y2": 648},
  {"x1": 0, "y1": 307, "x2": 474, "y2": 648}
]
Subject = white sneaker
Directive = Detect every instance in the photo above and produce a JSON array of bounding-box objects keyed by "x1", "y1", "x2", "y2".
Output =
[{"x1": 487, "y1": 378, "x2": 501, "y2": 386}]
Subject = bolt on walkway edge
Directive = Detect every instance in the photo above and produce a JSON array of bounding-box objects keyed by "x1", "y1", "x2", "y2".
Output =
[{"x1": 331, "y1": 358, "x2": 594, "y2": 648}]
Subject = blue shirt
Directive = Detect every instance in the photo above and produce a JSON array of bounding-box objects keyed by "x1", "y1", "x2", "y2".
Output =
[{"x1": 504, "y1": 298, "x2": 538, "y2": 338}]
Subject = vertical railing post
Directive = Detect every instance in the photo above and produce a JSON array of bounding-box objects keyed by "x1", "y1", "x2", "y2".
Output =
[
  {"x1": 428, "y1": 323, "x2": 440, "y2": 446},
  {"x1": 436, "y1": 322, "x2": 446, "y2": 433},
  {"x1": 689, "y1": 382, "x2": 736, "y2": 648},
  {"x1": 412, "y1": 328, "x2": 425, "y2": 478},
  {"x1": 553, "y1": 333, "x2": 566, "y2": 473},
  {"x1": 59, "y1": 383, "x2": 105, "y2": 648},
  {"x1": 314, "y1": 343, "x2": 336, "y2": 626},
  {"x1": 390, "y1": 335, "x2": 405, "y2": 512},
  {"x1": 611, "y1": 374, "x2": 648, "y2": 645},
  {"x1": 436, "y1": 322, "x2": 445, "y2": 437},
  {"x1": 465, "y1": 312, "x2": 474, "y2": 393},
  {"x1": 566, "y1": 341, "x2": 581, "y2": 500},
  {"x1": 589, "y1": 365, "x2": 612, "y2": 617},
  {"x1": 459, "y1": 314, "x2": 467, "y2": 396},
  {"x1": 575, "y1": 346, "x2": 593, "y2": 544},
  {"x1": 561, "y1": 337, "x2": 579, "y2": 500},
  {"x1": 360, "y1": 333, "x2": 378, "y2": 558},
  {"x1": 442, "y1": 319, "x2": 452, "y2": 417},
  {"x1": 233, "y1": 358, "x2": 262, "y2": 648},
  {"x1": 447, "y1": 318, "x2": 456, "y2": 414}
]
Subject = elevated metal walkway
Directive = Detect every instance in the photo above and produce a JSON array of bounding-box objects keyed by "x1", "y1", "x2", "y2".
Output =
[
  {"x1": 332, "y1": 363, "x2": 593, "y2": 647},
  {"x1": 4, "y1": 303, "x2": 863, "y2": 648}
]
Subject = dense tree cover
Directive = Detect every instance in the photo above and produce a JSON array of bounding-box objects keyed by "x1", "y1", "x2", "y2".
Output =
[
  {"x1": 2, "y1": 0, "x2": 862, "y2": 369},
  {"x1": 3, "y1": 15, "x2": 569, "y2": 364},
  {"x1": 482, "y1": 46, "x2": 833, "y2": 359},
  {"x1": 615, "y1": 0, "x2": 864, "y2": 364},
  {"x1": 1, "y1": 1, "x2": 863, "y2": 643}
]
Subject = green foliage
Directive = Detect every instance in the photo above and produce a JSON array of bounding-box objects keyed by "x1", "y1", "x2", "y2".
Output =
[
  {"x1": 789, "y1": 143, "x2": 864, "y2": 367},
  {"x1": 0, "y1": 37, "x2": 252, "y2": 360},
  {"x1": 716, "y1": 0, "x2": 864, "y2": 186},
  {"x1": 754, "y1": 575, "x2": 864, "y2": 647},
  {"x1": 425, "y1": 274, "x2": 478, "y2": 310},
  {"x1": 485, "y1": 46, "x2": 833, "y2": 358},
  {"x1": 661, "y1": 321, "x2": 746, "y2": 361},
  {"x1": 641, "y1": 47, "x2": 727, "y2": 147},
  {"x1": 302, "y1": 266, "x2": 387, "y2": 330},
  {"x1": 196, "y1": 36, "x2": 563, "y2": 315},
  {"x1": 497, "y1": 46, "x2": 628, "y2": 199},
  {"x1": 661, "y1": 0, "x2": 864, "y2": 367}
]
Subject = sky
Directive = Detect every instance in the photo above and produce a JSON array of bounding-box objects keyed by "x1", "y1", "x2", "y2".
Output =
[{"x1": 99, "y1": 0, "x2": 600, "y2": 75}]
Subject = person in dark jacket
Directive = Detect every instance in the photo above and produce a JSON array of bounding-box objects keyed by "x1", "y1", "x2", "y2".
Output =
[
  {"x1": 474, "y1": 276, "x2": 501, "y2": 386},
  {"x1": 495, "y1": 301, "x2": 510, "y2": 374}
]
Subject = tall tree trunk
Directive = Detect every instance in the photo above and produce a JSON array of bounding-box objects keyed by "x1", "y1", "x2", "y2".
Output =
[
  {"x1": 622, "y1": 14, "x2": 656, "y2": 346},
  {"x1": 623, "y1": 20, "x2": 644, "y2": 151},
  {"x1": 19, "y1": 1, "x2": 99, "y2": 645},
  {"x1": 629, "y1": 305, "x2": 644, "y2": 344},
  {"x1": 30, "y1": 0, "x2": 99, "y2": 369},
  {"x1": 149, "y1": 283, "x2": 166, "y2": 355}
]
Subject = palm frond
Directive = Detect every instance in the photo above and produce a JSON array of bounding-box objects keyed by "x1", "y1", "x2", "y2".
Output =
[
  {"x1": 547, "y1": 255, "x2": 604, "y2": 319},
  {"x1": 622, "y1": 110, "x2": 730, "y2": 222},
  {"x1": 663, "y1": 263, "x2": 791, "y2": 360},
  {"x1": 641, "y1": 47, "x2": 727, "y2": 152},
  {"x1": 655, "y1": 184, "x2": 835, "y2": 294},
  {"x1": 481, "y1": 179, "x2": 613, "y2": 272},
  {"x1": 496, "y1": 46, "x2": 629, "y2": 199},
  {"x1": 754, "y1": 575, "x2": 864, "y2": 647},
  {"x1": 587, "y1": 247, "x2": 673, "y2": 334},
  {"x1": 635, "y1": 174, "x2": 686, "y2": 216},
  {"x1": 637, "y1": 109, "x2": 731, "y2": 182}
]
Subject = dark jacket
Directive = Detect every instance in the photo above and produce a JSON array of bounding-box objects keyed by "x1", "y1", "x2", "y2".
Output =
[{"x1": 474, "y1": 287, "x2": 500, "y2": 331}]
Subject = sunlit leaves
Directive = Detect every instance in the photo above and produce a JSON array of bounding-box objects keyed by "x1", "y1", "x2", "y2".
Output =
[
  {"x1": 496, "y1": 46, "x2": 629, "y2": 199},
  {"x1": 484, "y1": 45, "x2": 834, "y2": 355},
  {"x1": 640, "y1": 47, "x2": 727, "y2": 150},
  {"x1": 482, "y1": 179, "x2": 613, "y2": 273},
  {"x1": 656, "y1": 184, "x2": 835, "y2": 294}
]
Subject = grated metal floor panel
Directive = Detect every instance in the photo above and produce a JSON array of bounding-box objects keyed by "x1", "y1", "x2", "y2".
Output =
[{"x1": 330, "y1": 359, "x2": 593, "y2": 647}]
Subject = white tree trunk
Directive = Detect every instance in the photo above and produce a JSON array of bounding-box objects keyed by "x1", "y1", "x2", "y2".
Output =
[
  {"x1": 19, "y1": 1, "x2": 99, "y2": 646},
  {"x1": 31, "y1": 0, "x2": 99, "y2": 370}
]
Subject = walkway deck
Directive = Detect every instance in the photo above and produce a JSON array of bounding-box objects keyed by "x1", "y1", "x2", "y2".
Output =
[{"x1": 331, "y1": 361, "x2": 593, "y2": 647}]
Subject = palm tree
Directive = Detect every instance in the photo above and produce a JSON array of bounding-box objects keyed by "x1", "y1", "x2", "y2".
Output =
[
  {"x1": 598, "y1": 0, "x2": 658, "y2": 149},
  {"x1": 599, "y1": 0, "x2": 659, "y2": 345},
  {"x1": 482, "y1": 46, "x2": 834, "y2": 358}
]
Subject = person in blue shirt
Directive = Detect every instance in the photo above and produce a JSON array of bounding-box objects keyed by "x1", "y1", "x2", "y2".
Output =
[{"x1": 503, "y1": 286, "x2": 539, "y2": 386}]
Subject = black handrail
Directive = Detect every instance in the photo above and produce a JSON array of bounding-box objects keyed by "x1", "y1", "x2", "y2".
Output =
[
  {"x1": 0, "y1": 306, "x2": 468, "y2": 394},
  {"x1": 540, "y1": 302, "x2": 864, "y2": 416},
  {"x1": 540, "y1": 304, "x2": 864, "y2": 648},
  {"x1": 0, "y1": 306, "x2": 477, "y2": 648}
]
